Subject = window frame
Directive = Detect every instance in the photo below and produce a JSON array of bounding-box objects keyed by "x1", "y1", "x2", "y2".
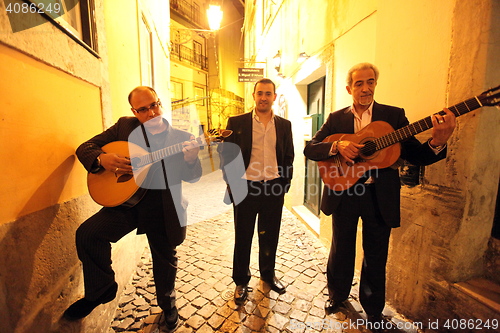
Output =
[{"x1": 24, "y1": 0, "x2": 98, "y2": 57}]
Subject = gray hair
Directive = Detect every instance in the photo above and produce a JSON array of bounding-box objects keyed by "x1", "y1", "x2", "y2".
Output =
[{"x1": 346, "y1": 63, "x2": 379, "y2": 87}]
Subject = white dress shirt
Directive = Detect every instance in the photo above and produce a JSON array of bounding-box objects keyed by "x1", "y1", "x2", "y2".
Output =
[{"x1": 244, "y1": 111, "x2": 280, "y2": 181}]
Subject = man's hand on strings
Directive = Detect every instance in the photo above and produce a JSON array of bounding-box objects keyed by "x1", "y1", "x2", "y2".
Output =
[
  {"x1": 99, "y1": 153, "x2": 132, "y2": 174},
  {"x1": 182, "y1": 136, "x2": 200, "y2": 164},
  {"x1": 337, "y1": 140, "x2": 365, "y2": 164},
  {"x1": 431, "y1": 107, "x2": 456, "y2": 147}
]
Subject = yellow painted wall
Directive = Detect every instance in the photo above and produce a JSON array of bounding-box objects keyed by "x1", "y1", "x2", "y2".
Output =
[
  {"x1": 103, "y1": 0, "x2": 141, "y2": 123},
  {"x1": 375, "y1": 0, "x2": 453, "y2": 122},
  {"x1": 0, "y1": 43, "x2": 102, "y2": 224},
  {"x1": 217, "y1": 1, "x2": 244, "y2": 98},
  {"x1": 103, "y1": 0, "x2": 171, "y2": 122}
]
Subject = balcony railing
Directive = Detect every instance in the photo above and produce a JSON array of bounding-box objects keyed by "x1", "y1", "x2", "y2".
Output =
[
  {"x1": 171, "y1": 42, "x2": 208, "y2": 71},
  {"x1": 170, "y1": 0, "x2": 201, "y2": 26}
]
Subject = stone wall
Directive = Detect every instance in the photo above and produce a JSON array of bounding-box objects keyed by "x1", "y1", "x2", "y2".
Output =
[{"x1": 386, "y1": 0, "x2": 500, "y2": 324}]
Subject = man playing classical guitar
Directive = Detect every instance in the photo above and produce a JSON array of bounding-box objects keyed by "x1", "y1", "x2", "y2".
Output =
[
  {"x1": 304, "y1": 63, "x2": 456, "y2": 330},
  {"x1": 64, "y1": 86, "x2": 201, "y2": 331}
]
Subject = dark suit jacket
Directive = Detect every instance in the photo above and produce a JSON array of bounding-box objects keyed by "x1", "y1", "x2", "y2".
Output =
[
  {"x1": 76, "y1": 116, "x2": 202, "y2": 246},
  {"x1": 220, "y1": 111, "x2": 294, "y2": 200},
  {"x1": 304, "y1": 102, "x2": 446, "y2": 227}
]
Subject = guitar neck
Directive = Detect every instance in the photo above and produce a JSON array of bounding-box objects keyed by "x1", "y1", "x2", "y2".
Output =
[
  {"x1": 135, "y1": 137, "x2": 206, "y2": 168},
  {"x1": 135, "y1": 142, "x2": 184, "y2": 167},
  {"x1": 374, "y1": 95, "x2": 483, "y2": 150}
]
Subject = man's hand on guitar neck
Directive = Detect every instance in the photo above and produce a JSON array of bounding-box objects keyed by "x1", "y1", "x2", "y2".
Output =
[
  {"x1": 430, "y1": 107, "x2": 456, "y2": 148},
  {"x1": 99, "y1": 152, "x2": 133, "y2": 175},
  {"x1": 182, "y1": 136, "x2": 201, "y2": 165},
  {"x1": 336, "y1": 140, "x2": 365, "y2": 164}
]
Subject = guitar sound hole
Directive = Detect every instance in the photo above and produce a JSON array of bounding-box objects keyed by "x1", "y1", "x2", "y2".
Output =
[
  {"x1": 360, "y1": 140, "x2": 377, "y2": 157},
  {"x1": 117, "y1": 174, "x2": 133, "y2": 183}
]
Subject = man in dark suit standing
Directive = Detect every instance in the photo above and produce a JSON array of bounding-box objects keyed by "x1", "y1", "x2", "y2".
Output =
[
  {"x1": 220, "y1": 78, "x2": 294, "y2": 305},
  {"x1": 304, "y1": 63, "x2": 456, "y2": 328},
  {"x1": 64, "y1": 86, "x2": 201, "y2": 330}
]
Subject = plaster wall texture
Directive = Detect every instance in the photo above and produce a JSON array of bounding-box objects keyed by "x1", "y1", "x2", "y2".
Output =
[{"x1": 387, "y1": 0, "x2": 500, "y2": 322}]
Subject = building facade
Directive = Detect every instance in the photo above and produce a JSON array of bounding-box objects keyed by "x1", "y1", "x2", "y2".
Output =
[{"x1": 170, "y1": 0, "x2": 245, "y2": 135}]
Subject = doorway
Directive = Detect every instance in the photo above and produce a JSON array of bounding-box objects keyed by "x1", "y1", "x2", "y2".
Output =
[{"x1": 304, "y1": 77, "x2": 326, "y2": 215}]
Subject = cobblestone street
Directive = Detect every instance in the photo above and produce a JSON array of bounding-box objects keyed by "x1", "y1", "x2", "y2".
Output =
[{"x1": 109, "y1": 169, "x2": 417, "y2": 333}]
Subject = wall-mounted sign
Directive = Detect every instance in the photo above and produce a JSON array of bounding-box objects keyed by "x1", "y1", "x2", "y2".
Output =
[{"x1": 238, "y1": 68, "x2": 264, "y2": 82}]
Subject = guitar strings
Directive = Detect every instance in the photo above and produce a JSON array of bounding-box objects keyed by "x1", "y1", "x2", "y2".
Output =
[{"x1": 370, "y1": 96, "x2": 481, "y2": 153}]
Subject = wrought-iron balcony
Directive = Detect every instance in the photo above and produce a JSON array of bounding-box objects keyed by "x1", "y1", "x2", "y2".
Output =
[{"x1": 170, "y1": 42, "x2": 208, "y2": 71}]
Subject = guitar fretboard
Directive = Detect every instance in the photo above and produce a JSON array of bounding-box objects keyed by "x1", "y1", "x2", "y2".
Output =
[
  {"x1": 362, "y1": 95, "x2": 484, "y2": 155},
  {"x1": 134, "y1": 136, "x2": 208, "y2": 168},
  {"x1": 136, "y1": 142, "x2": 185, "y2": 167}
]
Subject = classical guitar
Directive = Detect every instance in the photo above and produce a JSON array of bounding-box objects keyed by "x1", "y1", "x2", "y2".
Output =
[
  {"x1": 317, "y1": 85, "x2": 500, "y2": 191},
  {"x1": 87, "y1": 129, "x2": 232, "y2": 207}
]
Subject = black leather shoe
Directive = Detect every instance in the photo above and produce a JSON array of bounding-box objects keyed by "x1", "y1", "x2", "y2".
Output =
[
  {"x1": 324, "y1": 299, "x2": 345, "y2": 315},
  {"x1": 234, "y1": 284, "x2": 250, "y2": 305},
  {"x1": 262, "y1": 277, "x2": 286, "y2": 294},
  {"x1": 163, "y1": 307, "x2": 179, "y2": 331},
  {"x1": 63, "y1": 282, "x2": 118, "y2": 320}
]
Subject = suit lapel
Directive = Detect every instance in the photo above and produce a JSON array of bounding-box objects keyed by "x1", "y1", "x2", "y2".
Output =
[
  {"x1": 240, "y1": 112, "x2": 253, "y2": 167},
  {"x1": 371, "y1": 102, "x2": 386, "y2": 122},
  {"x1": 274, "y1": 116, "x2": 283, "y2": 161},
  {"x1": 339, "y1": 107, "x2": 355, "y2": 133}
]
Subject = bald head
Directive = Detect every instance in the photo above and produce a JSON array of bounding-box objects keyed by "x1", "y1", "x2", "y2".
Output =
[{"x1": 128, "y1": 86, "x2": 158, "y2": 106}]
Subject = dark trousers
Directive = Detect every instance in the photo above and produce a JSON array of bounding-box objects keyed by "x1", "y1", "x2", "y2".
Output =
[
  {"x1": 328, "y1": 185, "x2": 391, "y2": 316},
  {"x1": 75, "y1": 198, "x2": 178, "y2": 311},
  {"x1": 232, "y1": 180, "x2": 285, "y2": 285}
]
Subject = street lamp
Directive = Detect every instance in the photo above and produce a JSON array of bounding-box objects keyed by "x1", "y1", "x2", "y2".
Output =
[{"x1": 207, "y1": 5, "x2": 223, "y2": 31}]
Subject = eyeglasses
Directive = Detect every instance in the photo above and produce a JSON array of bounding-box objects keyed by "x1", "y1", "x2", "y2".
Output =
[{"x1": 133, "y1": 100, "x2": 161, "y2": 113}]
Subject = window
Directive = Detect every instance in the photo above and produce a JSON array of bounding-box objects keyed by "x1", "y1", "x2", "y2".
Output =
[
  {"x1": 171, "y1": 81, "x2": 184, "y2": 103},
  {"x1": 194, "y1": 86, "x2": 205, "y2": 105},
  {"x1": 21, "y1": 0, "x2": 98, "y2": 54}
]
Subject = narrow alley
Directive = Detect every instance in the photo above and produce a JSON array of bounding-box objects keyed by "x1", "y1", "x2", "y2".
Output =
[{"x1": 105, "y1": 170, "x2": 420, "y2": 333}]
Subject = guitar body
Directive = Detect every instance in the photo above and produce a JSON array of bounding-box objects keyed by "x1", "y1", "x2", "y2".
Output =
[
  {"x1": 87, "y1": 141, "x2": 151, "y2": 207},
  {"x1": 86, "y1": 129, "x2": 233, "y2": 207},
  {"x1": 317, "y1": 121, "x2": 401, "y2": 191}
]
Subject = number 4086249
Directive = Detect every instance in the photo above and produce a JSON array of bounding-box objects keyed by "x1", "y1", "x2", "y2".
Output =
[{"x1": 6, "y1": 2, "x2": 61, "y2": 14}]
